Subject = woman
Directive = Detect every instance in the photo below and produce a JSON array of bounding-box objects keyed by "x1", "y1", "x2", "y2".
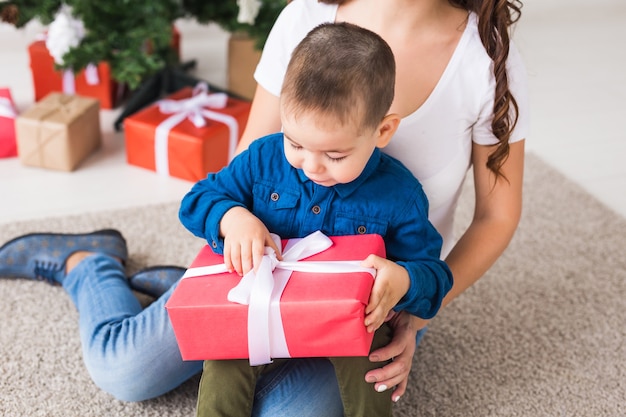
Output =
[
  {"x1": 237, "y1": 0, "x2": 528, "y2": 412},
  {"x1": 0, "y1": 0, "x2": 527, "y2": 414}
]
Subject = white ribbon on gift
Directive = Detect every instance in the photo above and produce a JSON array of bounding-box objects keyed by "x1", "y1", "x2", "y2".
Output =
[
  {"x1": 84, "y1": 64, "x2": 100, "y2": 85},
  {"x1": 0, "y1": 97, "x2": 17, "y2": 119},
  {"x1": 62, "y1": 69, "x2": 76, "y2": 94},
  {"x1": 153, "y1": 83, "x2": 239, "y2": 176},
  {"x1": 61, "y1": 64, "x2": 100, "y2": 95},
  {"x1": 181, "y1": 231, "x2": 376, "y2": 365}
]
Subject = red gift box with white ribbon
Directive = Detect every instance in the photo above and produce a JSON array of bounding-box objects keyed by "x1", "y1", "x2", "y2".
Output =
[
  {"x1": 27, "y1": 26, "x2": 181, "y2": 109},
  {"x1": 166, "y1": 232, "x2": 384, "y2": 364},
  {"x1": 28, "y1": 40, "x2": 121, "y2": 110},
  {"x1": 124, "y1": 83, "x2": 250, "y2": 182}
]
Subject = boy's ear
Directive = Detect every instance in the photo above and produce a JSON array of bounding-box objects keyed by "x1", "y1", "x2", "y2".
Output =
[{"x1": 375, "y1": 113, "x2": 401, "y2": 148}]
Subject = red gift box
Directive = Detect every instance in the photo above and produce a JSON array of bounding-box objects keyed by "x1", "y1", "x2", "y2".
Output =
[
  {"x1": 0, "y1": 88, "x2": 18, "y2": 158},
  {"x1": 27, "y1": 26, "x2": 181, "y2": 110},
  {"x1": 124, "y1": 84, "x2": 251, "y2": 182},
  {"x1": 165, "y1": 233, "x2": 385, "y2": 363},
  {"x1": 28, "y1": 40, "x2": 120, "y2": 110}
]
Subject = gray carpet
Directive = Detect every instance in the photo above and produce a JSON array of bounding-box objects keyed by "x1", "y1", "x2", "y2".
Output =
[{"x1": 1, "y1": 153, "x2": 624, "y2": 417}]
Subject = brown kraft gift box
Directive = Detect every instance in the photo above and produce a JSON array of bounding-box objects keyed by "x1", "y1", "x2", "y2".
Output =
[
  {"x1": 16, "y1": 93, "x2": 101, "y2": 171},
  {"x1": 228, "y1": 33, "x2": 261, "y2": 101}
]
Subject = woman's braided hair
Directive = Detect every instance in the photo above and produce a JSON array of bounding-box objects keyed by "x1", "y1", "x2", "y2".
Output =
[
  {"x1": 451, "y1": 0, "x2": 523, "y2": 178},
  {"x1": 318, "y1": 0, "x2": 523, "y2": 178}
]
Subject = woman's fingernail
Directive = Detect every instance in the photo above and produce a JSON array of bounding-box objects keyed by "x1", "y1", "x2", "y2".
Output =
[
  {"x1": 376, "y1": 384, "x2": 388, "y2": 392},
  {"x1": 393, "y1": 395, "x2": 401, "y2": 403}
]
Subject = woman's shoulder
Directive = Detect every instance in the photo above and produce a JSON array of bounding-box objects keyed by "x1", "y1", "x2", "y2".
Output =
[
  {"x1": 460, "y1": 12, "x2": 529, "y2": 140},
  {"x1": 458, "y1": 13, "x2": 526, "y2": 74}
]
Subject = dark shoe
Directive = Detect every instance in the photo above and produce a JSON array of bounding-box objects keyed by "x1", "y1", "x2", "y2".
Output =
[
  {"x1": 128, "y1": 265, "x2": 186, "y2": 298},
  {"x1": 0, "y1": 229, "x2": 128, "y2": 285}
]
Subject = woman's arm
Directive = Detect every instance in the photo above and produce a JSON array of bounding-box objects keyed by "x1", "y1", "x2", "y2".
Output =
[
  {"x1": 235, "y1": 85, "x2": 282, "y2": 155},
  {"x1": 365, "y1": 140, "x2": 525, "y2": 400},
  {"x1": 445, "y1": 140, "x2": 524, "y2": 300}
]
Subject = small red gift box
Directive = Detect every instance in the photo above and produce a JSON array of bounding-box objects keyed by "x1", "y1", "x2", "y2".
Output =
[
  {"x1": 166, "y1": 233, "x2": 385, "y2": 363},
  {"x1": 27, "y1": 26, "x2": 181, "y2": 110},
  {"x1": 0, "y1": 88, "x2": 18, "y2": 158},
  {"x1": 28, "y1": 40, "x2": 120, "y2": 110},
  {"x1": 124, "y1": 84, "x2": 251, "y2": 182}
]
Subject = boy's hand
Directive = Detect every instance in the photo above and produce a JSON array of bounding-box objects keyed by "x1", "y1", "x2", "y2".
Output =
[
  {"x1": 361, "y1": 255, "x2": 410, "y2": 333},
  {"x1": 220, "y1": 207, "x2": 281, "y2": 276}
]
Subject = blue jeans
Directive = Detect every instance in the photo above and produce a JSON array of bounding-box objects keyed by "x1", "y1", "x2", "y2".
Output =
[{"x1": 64, "y1": 254, "x2": 425, "y2": 415}]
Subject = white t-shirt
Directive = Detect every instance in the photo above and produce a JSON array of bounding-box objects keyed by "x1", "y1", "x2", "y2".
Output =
[{"x1": 254, "y1": 0, "x2": 530, "y2": 256}]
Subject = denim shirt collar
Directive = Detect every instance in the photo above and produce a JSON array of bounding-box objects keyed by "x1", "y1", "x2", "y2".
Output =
[{"x1": 296, "y1": 148, "x2": 382, "y2": 198}]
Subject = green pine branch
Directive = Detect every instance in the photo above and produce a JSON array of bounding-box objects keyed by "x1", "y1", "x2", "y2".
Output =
[{"x1": 1, "y1": 0, "x2": 287, "y2": 89}]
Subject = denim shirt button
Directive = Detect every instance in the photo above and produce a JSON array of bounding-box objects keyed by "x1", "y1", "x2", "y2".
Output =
[
  {"x1": 311, "y1": 205, "x2": 321, "y2": 215},
  {"x1": 212, "y1": 241, "x2": 218, "y2": 248},
  {"x1": 357, "y1": 225, "x2": 367, "y2": 234},
  {"x1": 270, "y1": 192, "x2": 280, "y2": 202}
]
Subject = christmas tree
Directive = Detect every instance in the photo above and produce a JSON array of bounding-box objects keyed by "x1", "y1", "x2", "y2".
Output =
[
  {"x1": 1, "y1": 0, "x2": 181, "y2": 90},
  {"x1": 183, "y1": 0, "x2": 287, "y2": 50},
  {"x1": 1, "y1": 0, "x2": 286, "y2": 90}
]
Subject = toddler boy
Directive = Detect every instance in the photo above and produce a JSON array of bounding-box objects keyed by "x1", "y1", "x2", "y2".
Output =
[{"x1": 179, "y1": 22, "x2": 453, "y2": 417}]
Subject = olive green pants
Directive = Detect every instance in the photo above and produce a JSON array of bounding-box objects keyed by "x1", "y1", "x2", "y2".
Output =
[{"x1": 196, "y1": 323, "x2": 393, "y2": 417}]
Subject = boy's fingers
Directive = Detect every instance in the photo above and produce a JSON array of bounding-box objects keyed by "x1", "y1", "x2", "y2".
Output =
[
  {"x1": 365, "y1": 308, "x2": 385, "y2": 333},
  {"x1": 384, "y1": 310, "x2": 396, "y2": 322},
  {"x1": 230, "y1": 245, "x2": 243, "y2": 276},
  {"x1": 223, "y1": 243, "x2": 233, "y2": 273},
  {"x1": 241, "y1": 245, "x2": 254, "y2": 276},
  {"x1": 252, "y1": 239, "x2": 267, "y2": 272},
  {"x1": 365, "y1": 290, "x2": 380, "y2": 314},
  {"x1": 230, "y1": 246, "x2": 243, "y2": 275},
  {"x1": 361, "y1": 253, "x2": 381, "y2": 269},
  {"x1": 265, "y1": 235, "x2": 280, "y2": 251}
]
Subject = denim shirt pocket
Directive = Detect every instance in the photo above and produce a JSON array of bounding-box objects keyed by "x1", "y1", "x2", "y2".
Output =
[
  {"x1": 333, "y1": 213, "x2": 389, "y2": 237},
  {"x1": 252, "y1": 182, "x2": 300, "y2": 235}
]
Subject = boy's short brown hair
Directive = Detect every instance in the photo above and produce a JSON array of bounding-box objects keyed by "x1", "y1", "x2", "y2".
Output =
[{"x1": 281, "y1": 22, "x2": 396, "y2": 132}]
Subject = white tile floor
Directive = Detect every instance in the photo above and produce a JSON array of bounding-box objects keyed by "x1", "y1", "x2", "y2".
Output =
[{"x1": 1, "y1": 1, "x2": 625, "y2": 227}]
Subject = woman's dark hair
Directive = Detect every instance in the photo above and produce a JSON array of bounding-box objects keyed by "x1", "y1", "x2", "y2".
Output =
[
  {"x1": 318, "y1": 0, "x2": 523, "y2": 178},
  {"x1": 451, "y1": 0, "x2": 523, "y2": 179}
]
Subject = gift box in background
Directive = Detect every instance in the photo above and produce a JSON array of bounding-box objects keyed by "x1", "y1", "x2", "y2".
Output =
[
  {"x1": 166, "y1": 233, "x2": 384, "y2": 362},
  {"x1": 0, "y1": 87, "x2": 18, "y2": 158},
  {"x1": 28, "y1": 26, "x2": 182, "y2": 110},
  {"x1": 227, "y1": 33, "x2": 261, "y2": 101},
  {"x1": 28, "y1": 40, "x2": 121, "y2": 110},
  {"x1": 15, "y1": 92, "x2": 101, "y2": 171},
  {"x1": 124, "y1": 85, "x2": 251, "y2": 182}
]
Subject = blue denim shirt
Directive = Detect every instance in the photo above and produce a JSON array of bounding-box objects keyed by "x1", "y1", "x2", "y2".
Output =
[{"x1": 179, "y1": 133, "x2": 453, "y2": 319}]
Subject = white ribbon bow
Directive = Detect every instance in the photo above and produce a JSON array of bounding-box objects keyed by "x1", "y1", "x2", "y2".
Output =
[
  {"x1": 0, "y1": 97, "x2": 17, "y2": 119},
  {"x1": 154, "y1": 83, "x2": 239, "y2": 176},
  {"x1": 182, "y1": 231, "x2": 376, "y2": 365}
]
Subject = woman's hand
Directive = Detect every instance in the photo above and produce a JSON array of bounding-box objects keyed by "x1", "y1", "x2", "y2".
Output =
[{"x1": 365, "y1": 311, "x2": 428, "y2": 402}]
